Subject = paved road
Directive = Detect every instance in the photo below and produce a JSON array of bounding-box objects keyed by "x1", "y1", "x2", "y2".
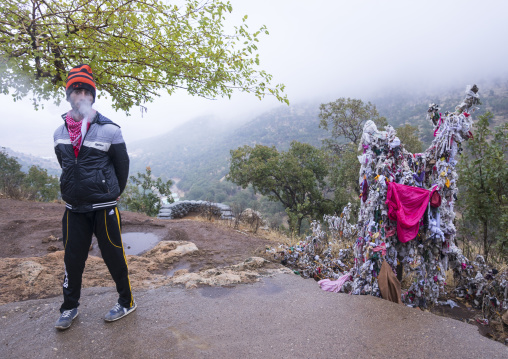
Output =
[{"x1": 1, "y1": 273, "x2": 506, "y2": 358}]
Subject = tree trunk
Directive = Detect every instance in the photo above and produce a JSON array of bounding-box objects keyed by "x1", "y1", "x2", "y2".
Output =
[
  {"x1": 483, "y1": 220, "x2": 489, "y2": 262},
  {"x1": 297, "y1": 217, "x2": 303, "y2": 236}
]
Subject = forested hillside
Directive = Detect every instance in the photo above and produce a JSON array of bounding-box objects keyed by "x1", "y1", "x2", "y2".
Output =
[
  {"x1": 129, "y1": 80, "x2": 508, "y2": 202},
  {"x1": 373, "y1": 79, "x2": 508, "y2": 145},
  {"x1": 1, "y1": 147, "x2": 61, "y2": 176},
  {"x1": 128, "y1": 103, "x2": 326, "y2": 193}
]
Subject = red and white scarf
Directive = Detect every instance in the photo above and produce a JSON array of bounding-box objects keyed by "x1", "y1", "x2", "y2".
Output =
[{"x1": 65, "y1": 112, "x2": 91, "y2": 157}]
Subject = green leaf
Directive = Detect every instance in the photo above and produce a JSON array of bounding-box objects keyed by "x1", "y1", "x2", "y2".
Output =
[{"x1": 0, "y1": 0, "x2": 287, "y2": 114}]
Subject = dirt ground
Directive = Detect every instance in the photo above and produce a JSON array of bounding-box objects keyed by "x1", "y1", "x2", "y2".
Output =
[
  {"x1": 0, "y1": 198, "x2": 283, "y2": 305},
  {"x1": 0, "y1": 198, "x2": 505, "y2": 345},
  {"x1": 0, "y1": 198, "x2": 272, "y2": 261}
]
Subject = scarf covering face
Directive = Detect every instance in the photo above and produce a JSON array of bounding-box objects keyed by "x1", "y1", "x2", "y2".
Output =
[{"x1": 65, "y1": 112, "x2": 90, "y2": 157}]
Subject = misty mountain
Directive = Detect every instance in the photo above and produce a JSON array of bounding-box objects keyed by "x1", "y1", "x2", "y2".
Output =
[
  {"x1": 128, "y1": 103, "x2": 327, "y2": 192},
  {"x1": 129, "y1": 80, "x2": 508, "y2": 197},
  {"x1": 372, "y1": 79, "x2": 508, "y2": 144},
  {"x1": 1, "y1": 147, "x2": 61, "y2": 176}
]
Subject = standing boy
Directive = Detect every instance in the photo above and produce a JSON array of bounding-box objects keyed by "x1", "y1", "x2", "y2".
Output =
[{"x1": 53, "y1": 64, "x2": 135, "y2": 330}]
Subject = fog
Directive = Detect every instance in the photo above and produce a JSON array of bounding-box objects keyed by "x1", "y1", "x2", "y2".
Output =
[{"x1": 1, "y1": 0, "x2": 507, "y2": 157}]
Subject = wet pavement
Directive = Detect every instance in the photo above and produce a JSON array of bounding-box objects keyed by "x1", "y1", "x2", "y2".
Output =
[{"x1": 0, "y1": 273, "x2": 506, "y2": 358}]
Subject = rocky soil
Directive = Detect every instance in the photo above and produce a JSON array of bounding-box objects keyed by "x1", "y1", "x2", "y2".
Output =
[{"x1": 0, "y1": 198, "x2": 286, "y2": 305}]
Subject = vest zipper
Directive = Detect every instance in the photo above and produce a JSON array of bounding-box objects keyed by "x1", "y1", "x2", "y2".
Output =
[{"x1": 73, "y1": 116, "x2": 95, "y2": 202}]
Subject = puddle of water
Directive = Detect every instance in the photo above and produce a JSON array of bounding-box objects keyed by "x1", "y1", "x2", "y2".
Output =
[
  {"x1": 122, "y1": 232, "x2": 160, "y2": 255},
  {"x1": 167, "y1": 262, "x2": 192, "y2": 277},
  {"x1": 256, "y1": 278, "x2": 284, "y2": 296},
  {"x1": 199, "y1": 286, "x2": 234, "y2": 298},
  {"x1": 89, "y1": 232, "x2": 160, "y2": 257}
]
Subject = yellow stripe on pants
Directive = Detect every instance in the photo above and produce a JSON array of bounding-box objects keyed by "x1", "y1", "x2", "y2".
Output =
[{"x1": 114, "y1": 207, "x2": 134, "y2": 308}]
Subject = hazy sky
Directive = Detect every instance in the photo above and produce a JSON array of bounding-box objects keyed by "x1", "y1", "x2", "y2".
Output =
[{"x1": 1, "y1": 0, "x2": 508, "y2": 157}]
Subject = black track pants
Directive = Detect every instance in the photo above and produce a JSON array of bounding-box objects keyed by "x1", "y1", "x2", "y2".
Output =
[{"x1": 60, "y1": 207, "x2": 134, "y2": 312}]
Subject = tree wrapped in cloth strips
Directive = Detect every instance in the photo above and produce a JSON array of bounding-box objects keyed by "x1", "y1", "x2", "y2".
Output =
[
  {"x1": 0, "y1": 0, "x2": 288, "y2": 112},
  {"x1": 269, "y1": 85, "x2": 506, "y2": 320},
  {"x1": 349, "y1": 85, "x2": 481, "y2": 307}
]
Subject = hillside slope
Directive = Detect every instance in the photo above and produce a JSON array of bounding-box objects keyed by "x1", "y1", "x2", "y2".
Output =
[
  {"x1": 1, "y1": 147, "x2": 61, "y2": 176},
  {"x1": 129, "y1": 80, "x2": 508, "y2": 196},
  {"x1": 129, "y1": 103, "x2": 327, "y2": 191}
]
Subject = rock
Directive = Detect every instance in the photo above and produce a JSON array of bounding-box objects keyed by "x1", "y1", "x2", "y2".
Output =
[
  {"x1": 172, "y1": 269, "x2": 189, "y2": 277},
  {"x1": 240, "y1": 208, "x2": 266, "y2": 225},
  {"x1": 42, "y1": 235, "x2": 59, "y2": 243},
  {"x1": 16, "y1": 261, "x2": 44, "y2": 284},
  {"x1": 47, "y1": 245, "x2": 59, "y2": 252},
  {"x1": 143, "y1": 241, "x2": 199, "y2": 266},
  {"x1": 169, "y1": 257, "x2": 272, "y2": 289},
  {"x1": 230, "y1": 257, "x2": 268, "y2": 271},
  {"x1": 173, "y1": 243, "x2": 199, "y2": 255}
]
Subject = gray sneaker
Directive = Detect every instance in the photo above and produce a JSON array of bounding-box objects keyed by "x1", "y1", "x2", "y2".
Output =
[
  {"x1": 104, "y1": 301, "x2": 137, "y2": 322},
  {"x1": 55, "y1": 308, "x2": 78, "y2": 330}
]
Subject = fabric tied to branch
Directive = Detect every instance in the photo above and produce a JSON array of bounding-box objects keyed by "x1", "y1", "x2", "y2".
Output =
[
  {"x1": 430, "y1": 190, "x2": 441, "y2": 208},
  {"x1": 378, "y1": 260, "x2": 402, "y2": 304},
  {"x1": 433, "y1": 113, "x2": 442, "y2": 137},
  {"x1": 361, "y1": 179, "x2": 369, "y2": 203},
  {"x1": 372, "y1": 242, "x2": 387, "y2": 256},
  {"x1": 318, "y1": 272, "x2": 351, "y2": 293},
  {"x1": 412, "y1": 170, "x2": 425, "y2": 183},
  {"x1": 385, "y1": 182, "x2": 438, "y2": 243}
]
